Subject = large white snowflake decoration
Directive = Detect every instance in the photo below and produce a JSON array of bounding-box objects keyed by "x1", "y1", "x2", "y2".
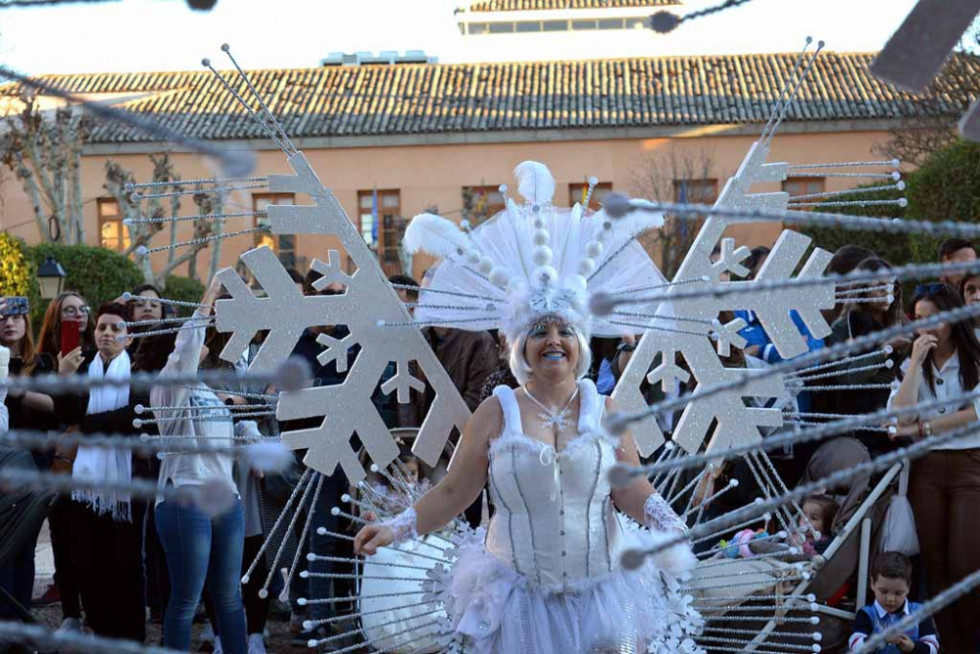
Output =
[
  {"x1": 613, "y1": 139, "x2": 835, "y2": 456},
  {"x1": 213, "y1": 153, "x2": 471, "y2": 482}
]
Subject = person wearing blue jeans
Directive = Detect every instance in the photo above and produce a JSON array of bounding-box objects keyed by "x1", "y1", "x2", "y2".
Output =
[
  {"x1": 155, "y1": 499, "x2": 246, "y2": 651},
  {"x1": 151, "y1": 279, "x2": 251, "y2": 653}
]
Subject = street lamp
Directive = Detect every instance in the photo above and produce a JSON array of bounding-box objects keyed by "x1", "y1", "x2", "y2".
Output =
[{"x1": 37, "y1": 255, "x2": 67, "y2": 300}]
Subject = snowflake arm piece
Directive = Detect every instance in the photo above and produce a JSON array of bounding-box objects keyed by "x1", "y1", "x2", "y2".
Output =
[
  {"x1": 713, "y1": 317, "x2": 748, "y2": 357},
  {"x1": 710, "y1": 238, "x2": 751, "y2": 281},
  {"x1": 736, "y1": 230, "x2": 834, "y2": 360},
  {"x1": 214, "y1": 247, "x2": 332, "y2": 371},
  {"x1": 646, "y1": 349, "x2": 691, "y2": 394},
  {"x1": 310, "y1": 250, "x2": 353, "y2": 290},
  {"x1": 315, "y1": 332, "x2": 358, "y2": 374},
  {"x1": 380, "y1": 360, "x2": 426, "y2": 404}
]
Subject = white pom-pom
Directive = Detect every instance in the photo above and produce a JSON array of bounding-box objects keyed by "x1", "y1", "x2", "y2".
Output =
[
  {"x1": 897, "y1": 180, "x2": 906, "y2": 191},
  {"x1": 123, "y1": 218, "x2": 133, "y2": 226},
  {"x1": 302, "y1": 620, "x2": 314, "y2": 631},
  {"x1": 258, "y1": 588, "x2": 268, "y2": 599},
  {"x1": 489, "y1": 267, "x2": 510, "y2": 288},
  {"x1": 578, "y1": 258, "x2": 596, "y2": 276},
  {"x1": 307, "y1": 552, "x2": 316, "y2": 562},
  {"x1": 121, "y1": 292, "x2": 133, "y2": 301},
  {"x1": 588, "y1": 176, "x2": 598, "y2": 186},
  {"x1": 330, "y1": 507, "x2": 341, "y2": 516},
  {"x1": 603, "y1": 192, "x2": 631, "y2": 218},
  {"x1": 307, "y1": 639, "x2": 318, "y2": 649},
  {"x1": 241, "y1": 574, "x2": 250, "y2": 584},
  {"x1": 588, "y1": 291, "x2": 616, "y2": 317},
  {"x1": 132, "y1": 418, "x2": 143, "y2": 429},
  {"x1": 585, "y1": 241, "x2": 603, "y2": 259},
  {"x1": 370, "y1": 463, "x2": 380, "y2": 473},
  {"x1": 533, "y1": 265, "x2": 558, "y2": 287},
  {"x1": 898, "y1": 198, "x2": 908, "y2": 208},
  {"x1": 884, "y1": 344, "x2": 894, "y2": 354},
  {"x1": 466, "y1": 249, "x2": 481, "y2": 264},
  {"x1": 134, "y1": 404, "x2": 145, "y2": 415},
  {"x1": 136, "y1": 245, "x2": 149, "y2": 257},
  {"x1": 648, "y1": 531, "x2": 697, "y2": 577},
  {"x1": 729, "y1": 478, "x2": 739, "y2": 488},
  {"x1": 810, "y1": 616, "x2": 820, "y2": 625},
  {"x1": 891, "y1": 171, "x2": 901, "y2": 181},
  {"x1": 498, "y1": 184, "x2": 507, "y2": 194},
  {"x1": 297, "y1": 597, "x2": 308, "y2": 606},
  {"x1": 316, "y1": 527, "x2": 327, "y2": 536},
  {"x1": 299, "y1": 570, "x2": 309, "y2": 579},
  {"x1": 245, "y1": 440, "x2": 294, "y2": 474},
  {"x1": 478, "y1": 257, "x2": 494, "y2": 275},
  {"x1": 533, "y1": 229, "x2": 550, "y2": 246},
  {"x1": 886, "y1": 294, "x2": 895, "y2": 305},
  {"x1": 532, "y1": 246, "x2": 553, "y2": 266},
  {"x1": 813, "y1": 632, "x2": 822, "y2": 642}
]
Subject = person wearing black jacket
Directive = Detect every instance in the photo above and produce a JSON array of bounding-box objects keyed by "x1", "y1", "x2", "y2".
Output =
[{"x1": 53, "y1": 302, "x2": 148, "y2": 642}]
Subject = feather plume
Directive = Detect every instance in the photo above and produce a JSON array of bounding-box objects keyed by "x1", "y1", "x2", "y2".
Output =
[
  {"x1": 403, "y1": 213, "x2": 473, "y2": 258},
  {"x1": 514, "y1": 161, "x2": 555, "y2": 205}
]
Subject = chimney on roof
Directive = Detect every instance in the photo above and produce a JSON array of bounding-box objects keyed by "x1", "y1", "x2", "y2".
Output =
[{"x1": 322, "y1": 51, "x2": 437, "y2": 67}]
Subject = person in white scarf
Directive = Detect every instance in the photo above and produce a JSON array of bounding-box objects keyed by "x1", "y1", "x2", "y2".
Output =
[{"x1": 55, "y1": 301, "x2": 147, "y2": 643}]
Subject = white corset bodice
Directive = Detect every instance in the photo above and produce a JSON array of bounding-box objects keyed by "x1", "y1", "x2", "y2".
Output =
[{"x1": 485, "y1": 380, "x2": 624, "y2": 590}]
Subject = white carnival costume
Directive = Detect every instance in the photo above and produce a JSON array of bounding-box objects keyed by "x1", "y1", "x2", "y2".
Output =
[{"x1": 370, "y1": 162, "x2": 704, "y2": 653}]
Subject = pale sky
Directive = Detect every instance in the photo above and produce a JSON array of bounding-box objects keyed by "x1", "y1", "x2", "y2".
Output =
[{"x1": 0, "y1": 0, "x2": 924, "y2": 76}]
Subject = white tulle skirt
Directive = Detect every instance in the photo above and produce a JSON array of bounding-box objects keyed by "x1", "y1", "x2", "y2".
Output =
[{"x1": 444, "y1": 531, "x2": 704, "y2": 654}]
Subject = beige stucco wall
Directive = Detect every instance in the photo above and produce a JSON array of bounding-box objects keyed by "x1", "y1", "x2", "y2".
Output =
[{"x1": 0, "y1": 126, "x2": 896, "y2": 284}]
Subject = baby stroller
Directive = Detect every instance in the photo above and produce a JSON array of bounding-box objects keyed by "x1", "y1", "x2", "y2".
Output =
[{"x1": 723, "y1": 437, "x2": 901, "y2": 653}]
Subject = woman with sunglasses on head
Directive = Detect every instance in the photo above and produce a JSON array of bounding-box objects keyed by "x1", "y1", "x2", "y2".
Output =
[
  {"x1": 0, "y1": 297, "x2": 58, "y2": 623},
  {"x1": 888, "y1": 283, "x2": 980, "y2": 653}
]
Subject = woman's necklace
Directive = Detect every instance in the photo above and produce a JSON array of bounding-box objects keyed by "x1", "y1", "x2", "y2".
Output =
[{"x1": 523, "y1": 383, "x2": 579, "y2": 432}]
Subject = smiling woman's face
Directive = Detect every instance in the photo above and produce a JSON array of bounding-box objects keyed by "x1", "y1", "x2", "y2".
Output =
[{"x1": 524, "y1": 320, "x2": 579, "y2": 380}]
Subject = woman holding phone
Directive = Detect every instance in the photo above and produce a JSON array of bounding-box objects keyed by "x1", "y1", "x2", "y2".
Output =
[{"x1": 32, "y1": 291, "x2": 95, "y2": 631}]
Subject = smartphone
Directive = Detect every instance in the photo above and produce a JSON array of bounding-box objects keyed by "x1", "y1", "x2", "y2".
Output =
[
  {"x1": 61, "y1": 319, "x2": 81, "y2": 356},
  {"x1": 1, "y1": 297, "x2": 29, "y2": 316}
]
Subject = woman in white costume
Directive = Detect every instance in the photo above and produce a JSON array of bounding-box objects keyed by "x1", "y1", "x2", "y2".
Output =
[{"x1": 354, "y1": 162, "x2": 703, "y2": 653}]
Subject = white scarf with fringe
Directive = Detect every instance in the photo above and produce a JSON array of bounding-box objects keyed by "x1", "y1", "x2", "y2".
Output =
[{"x1": 71, "y1": 350, "x2": 133, "y2": 522}]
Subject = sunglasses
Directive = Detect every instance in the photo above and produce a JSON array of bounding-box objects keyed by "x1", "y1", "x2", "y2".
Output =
[{"x1": 913, "y1": 282, "x2": 954, "y2": 297}]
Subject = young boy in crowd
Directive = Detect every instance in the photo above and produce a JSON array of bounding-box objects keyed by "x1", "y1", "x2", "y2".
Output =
[{"x1": 849, "y1": 552, "x2": 939, "y2": 653}]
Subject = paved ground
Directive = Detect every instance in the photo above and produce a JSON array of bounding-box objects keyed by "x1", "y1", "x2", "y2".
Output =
[{"x1": 30, "y1": 520, "x2": 304, "y2": 653}]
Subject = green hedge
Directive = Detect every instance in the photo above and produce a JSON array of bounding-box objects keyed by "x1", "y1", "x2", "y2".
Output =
[
  {"x1": 162, "y1": 274, "x2": 206, "y2": 316},
  {"x1": 906, "y1": 139, "x2": 980, "y2": 225}
]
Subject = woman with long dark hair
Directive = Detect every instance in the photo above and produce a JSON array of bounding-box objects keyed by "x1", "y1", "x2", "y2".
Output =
[
  {"x1": 888, "y1": 283, "x2": 980, "y2": 652},
  {"x1": 815, "y1": 257, "x2": 906, "y2": 455}
]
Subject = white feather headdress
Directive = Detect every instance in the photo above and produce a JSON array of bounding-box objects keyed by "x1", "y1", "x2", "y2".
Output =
[{"x1": 402, "y1": 161, "x2": 670, "y2": 341}]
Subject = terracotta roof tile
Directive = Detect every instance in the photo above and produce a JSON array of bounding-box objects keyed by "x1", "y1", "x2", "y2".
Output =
[{"x1": 6, "y1": 52, "x2": 977, "y2": 144}]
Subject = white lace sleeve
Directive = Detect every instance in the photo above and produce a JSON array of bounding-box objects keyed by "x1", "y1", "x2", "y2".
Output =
[
  {"x1": 382, "y1": 506, "x2": 419, "y2": 544},
  {"x1": 644, "y1": 493, "x2": 687, "y2": 534}
]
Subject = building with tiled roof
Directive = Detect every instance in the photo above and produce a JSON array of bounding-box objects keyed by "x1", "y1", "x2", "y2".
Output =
[
  {"x1": 1, "y1": 51, "x2": 976, "y2": 281},
  {"x1": 8, "y1": 53, "x2": 976, "y2": 146},
  {"x1": 466, "y1": 1, "x2": 679, "y2": 12}
]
